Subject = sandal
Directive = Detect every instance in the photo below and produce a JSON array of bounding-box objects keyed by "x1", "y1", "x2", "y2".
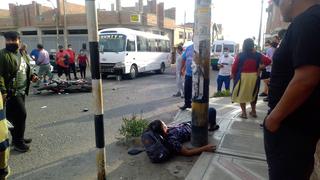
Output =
[
  {"x1": 249, "y1": 111, "x2": 258, "y2": 118},
  {"x1": 239, "y1": 114, "x2": 248, "y2": 119}
]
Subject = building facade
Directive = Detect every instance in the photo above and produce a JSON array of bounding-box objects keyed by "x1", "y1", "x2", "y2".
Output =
[
  {"x1": 265, "y1": 1, "x2": 289, "y2": 41},
  {"x1": 173, "y1": 25, "x2": 193, "y2": 46},
  {"x1": 0, "y1": 0, "x2": 176, "y2": 53}
]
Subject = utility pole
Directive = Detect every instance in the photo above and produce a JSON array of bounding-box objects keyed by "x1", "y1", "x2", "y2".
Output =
[
  {"x1": 85, "y1": 0, "x2": 106, "y2": 180},
  {"x1": 258, "y1": 0, "x2": 264, "y2": 51},
  {"x1": 47, "y1": 0, "x2": 59, "y2": 50},
  {"x1": 63, "y1": 0, "x2": 68, "y2": 48},
  {"x1": 191, "y1": 0, "x2": 211, "y2": 147}
]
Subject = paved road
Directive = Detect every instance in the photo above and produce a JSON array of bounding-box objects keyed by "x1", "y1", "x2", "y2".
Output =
[{"x1": 8, "y1": 67, "x2": 221, "y2": 179}]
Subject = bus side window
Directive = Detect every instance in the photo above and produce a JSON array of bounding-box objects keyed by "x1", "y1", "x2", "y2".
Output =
[
  {"x1": 160, "y1": 40, "x2": 166, "y2": 52},
  {"x1": 137, "y1": 36, "x2": 147, "y2": 52},
  {"x1": 126, "y1": 40, "x2": 136, "y2": 51},
  {"x1": 216, "y1": 45, "x2": 222, "y2": 53},
  {"x1": 146, "y1": 40, "x2": 151, "y2": 52},
  {"x1": 165, "y1": 41, "x2": 170, "y2": 52},
  {"x1": 149, "y1": 39, "x2": 156, "y2": 52}
]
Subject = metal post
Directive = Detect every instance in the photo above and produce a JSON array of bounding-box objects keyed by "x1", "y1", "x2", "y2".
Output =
[
  {"x1": 47, "y1": 0, "x2": 59, "y2": 50},
  {"x1": 191, "y1": 0, "x2": 212, "y2": 147},
  {"x1": 56, "y1": 12, "x2": 59, "y2": 50},
  {"x1": 258, "y1": 0, "x2": 264, "y2": 51},
  {"x1": 63, "y1": 0, "x2": 68, "y2": 48},
  {"x1": 85, "y1": 0, "x2": 106, "y2": 180}
]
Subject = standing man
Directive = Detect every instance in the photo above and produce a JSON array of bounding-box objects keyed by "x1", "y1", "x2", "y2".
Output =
[
  {"x1": 0, "y1": 31, "x2": 37, "y2": 153},
  {"x1": 173, "y1": 45, "x2": 184, "y2": 97},
  {"x1": 30, "y1": 47, "x2": 39, "y2": 62},
  {"x1": 216, "y1": 48, "x2": 234, "y2": 93},
  {"x1": 264, "y1": 1, "x2": 320, "y2": 179},
  {"x1": 55, "y1": 45, "x2": 70, "y2": 80},
  {"x1": 66, "y1": 44, "x2": 78, "y2": 80},
  {"x1": 36, "y1": 44, "x2": 53, "y2": 85},
  {"x1": 180, "y1": 43, "x2": 193, "y2": 110}
]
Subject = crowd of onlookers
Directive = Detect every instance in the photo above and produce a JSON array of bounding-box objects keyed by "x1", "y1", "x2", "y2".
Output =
[{"x1": 29, "y1": 43, "x2": 90, "y2": 83}]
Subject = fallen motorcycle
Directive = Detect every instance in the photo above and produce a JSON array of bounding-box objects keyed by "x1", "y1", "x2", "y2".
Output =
[{"x1": 36, "y1": 79, "x2": 92, "y2": 94}]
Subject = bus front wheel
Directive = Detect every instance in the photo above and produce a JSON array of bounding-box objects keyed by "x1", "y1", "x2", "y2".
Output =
[
  {"x1": 156, "y1": 63, "x2": 165, "y2": 74},
  {"x1": 128, "y1": 65, "x2": 138, "y2": 79}
]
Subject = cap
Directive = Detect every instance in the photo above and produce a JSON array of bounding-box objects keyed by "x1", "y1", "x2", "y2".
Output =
[
  {"x1": 58, "y1": 45, "x2": 64, "y2": 49},
  {"x1": 2, "y1": 31, "x2": 20, "y2": 40}
]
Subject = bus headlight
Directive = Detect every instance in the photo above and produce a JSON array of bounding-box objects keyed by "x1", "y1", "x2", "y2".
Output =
[{"x1": 114, "y1": 62, "x2": 125, "y2": 68}]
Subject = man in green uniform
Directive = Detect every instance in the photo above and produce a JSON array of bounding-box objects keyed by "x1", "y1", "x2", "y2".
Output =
[{"x1": 0, "y1": 31, "x2": 37, "y2": 153}]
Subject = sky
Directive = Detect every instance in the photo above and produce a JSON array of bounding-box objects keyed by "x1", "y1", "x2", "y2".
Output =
[{"x1": 0, "y1": 0, "x2": 270, "y2": 45}]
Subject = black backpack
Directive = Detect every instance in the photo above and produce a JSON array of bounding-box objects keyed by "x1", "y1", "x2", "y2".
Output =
[{"x1": 141, "y1": 130, "x2": 171, "y2": 163}]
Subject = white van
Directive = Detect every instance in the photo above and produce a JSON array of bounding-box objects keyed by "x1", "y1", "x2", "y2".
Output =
[
  {"x1": 98, "y1": 28, "x2": 171, "y2": 79},
  {"x1": 211, "y1": 40, "x2": 238, "y2": 70}
]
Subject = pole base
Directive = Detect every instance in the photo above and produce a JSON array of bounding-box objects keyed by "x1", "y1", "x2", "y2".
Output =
[{"x1": 191, "y1": 125, "x2": 208, "y2": 147}]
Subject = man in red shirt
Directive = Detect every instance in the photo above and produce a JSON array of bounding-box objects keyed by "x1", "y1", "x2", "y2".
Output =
[
  {"x1": 55, "y1": 45, "x2": 70, "y2": 80},
  {"x1": 65, "y1": 44, "x2": 78, "y2": 80}
]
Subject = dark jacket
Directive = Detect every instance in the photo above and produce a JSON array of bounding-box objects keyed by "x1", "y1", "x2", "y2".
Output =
[{"x1": 0, "y1": 48, "x2": 32, "y2": 96}]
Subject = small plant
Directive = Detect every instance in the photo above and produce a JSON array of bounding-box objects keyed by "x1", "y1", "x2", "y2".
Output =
[
  {"x1": 212, "y1": 90, "x2": 231, "y2": 97},
  {"x1": 119, "y1": 114, "x2": 148, "y2": 139}
]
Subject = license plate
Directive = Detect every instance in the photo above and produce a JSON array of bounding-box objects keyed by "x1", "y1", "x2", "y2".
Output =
[{"x1": 101, "y1": 67, "x2": 114, "y2": 73}]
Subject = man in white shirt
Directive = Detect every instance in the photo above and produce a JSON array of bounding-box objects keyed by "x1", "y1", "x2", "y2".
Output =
[
  {"x1": 173, "y1": 45, "x2": 184, "y2": 97},
  {"x1": 217, "y1": 48, "x2": 234, "y2": 92}
]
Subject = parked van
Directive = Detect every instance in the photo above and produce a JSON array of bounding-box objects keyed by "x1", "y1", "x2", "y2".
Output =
[{"x1": 211, "y1": 40, "x2": 238, "y2": 70}]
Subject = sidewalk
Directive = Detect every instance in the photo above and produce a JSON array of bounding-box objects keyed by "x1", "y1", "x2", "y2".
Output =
[{"x1": 173, "y1": 97, "x2": 269, "y2": 180}]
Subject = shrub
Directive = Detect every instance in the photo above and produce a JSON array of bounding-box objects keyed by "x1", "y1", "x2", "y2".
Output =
[
  {"x1": 119, "y1": 114, "x2": 148, "y2": 139},
  {"x1": 212, "y1": 90, "x2": 231, "y2": 97}
]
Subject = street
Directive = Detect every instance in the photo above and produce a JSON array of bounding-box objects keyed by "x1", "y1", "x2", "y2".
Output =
[{"x1": 9, "y1": 68, "x2": 219, "y2": 180}]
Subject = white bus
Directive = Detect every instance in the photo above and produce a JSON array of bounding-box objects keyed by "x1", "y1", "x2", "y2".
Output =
[{"x1": 98, "y1": 28, "x2": 171, "y2": 79}]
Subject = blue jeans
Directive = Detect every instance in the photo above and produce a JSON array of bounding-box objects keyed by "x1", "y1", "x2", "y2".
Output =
[{"x1": 217, "y1": 75, "x2": 230, "y2": 92}]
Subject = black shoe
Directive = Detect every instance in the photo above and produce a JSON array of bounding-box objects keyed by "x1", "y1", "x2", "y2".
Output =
[
  {"x1": 263, "y1": 97, "x2": 269, "y2": 102},
  {"x1": 172, "y1": 92, "x2": 181, "y2": 97},
  {"x1": 259, "y1": 92, "x2": 268, "y2": 97},
  {"x1": 24, "y1": 138, "x2": 32, "y2": 144},
  {"x1": 13, "y1": 143, "x2": 30, "y2": 153},
  {"x1": 179, "y1": 104, "x2": 191, "y2": 110},
  {"x1": 208, "y1": 125, "x2": 220, "y2": 132}
]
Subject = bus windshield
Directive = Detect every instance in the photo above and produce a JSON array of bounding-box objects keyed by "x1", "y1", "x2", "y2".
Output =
[
  {"x1": 99, "y1": 34, "x2": 126, "y2": 52},
  {"x1": 223, "y1": 44, "x2": 235, "y2": 53}
]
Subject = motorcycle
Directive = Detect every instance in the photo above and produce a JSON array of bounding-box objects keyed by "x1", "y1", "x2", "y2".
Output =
[{"x1": 36, "y1": 79, "x2": 92, "y2": 94}]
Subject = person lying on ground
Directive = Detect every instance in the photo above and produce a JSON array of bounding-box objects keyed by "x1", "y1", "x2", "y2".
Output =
[{"x1": 147, "y1": 120, "x2": 217, "y2": 156}]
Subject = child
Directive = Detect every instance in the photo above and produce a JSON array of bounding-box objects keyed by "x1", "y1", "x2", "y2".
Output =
[{"x1": 77, "y1": 50, "x2": 89, "y2": 79}]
